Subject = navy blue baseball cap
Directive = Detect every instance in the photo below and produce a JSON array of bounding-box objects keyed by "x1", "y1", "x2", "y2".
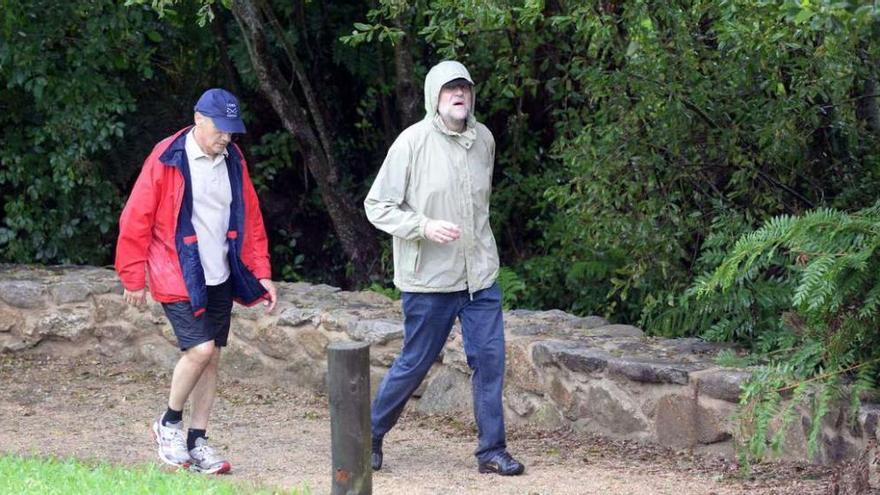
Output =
[{"x1": 193, "y1": 88, "x2": 247, "y2": 134}]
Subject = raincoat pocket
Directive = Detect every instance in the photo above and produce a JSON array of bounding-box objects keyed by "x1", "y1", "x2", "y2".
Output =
[
  {"x1": 227, "y1": 230, "x2": 267, "y2": 305},
  {"x1": 398, "y1": 239, "x2": 421, "y2": 282},
  {"x1": 176, "y1": 237, "x2": 207, "y2": 313}
]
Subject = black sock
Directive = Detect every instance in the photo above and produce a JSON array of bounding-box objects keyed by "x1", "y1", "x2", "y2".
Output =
[
  {"x1": 162, "y1": 407, "x2": 183, "y2": 426},
  {"x1": 187, "y1": 429, "x2": 207, "y2": 451}
]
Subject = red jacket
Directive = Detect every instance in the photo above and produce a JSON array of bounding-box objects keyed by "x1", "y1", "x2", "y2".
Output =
[{"x1": 115, "y1": 127, "x2": 271, "y2": 311}]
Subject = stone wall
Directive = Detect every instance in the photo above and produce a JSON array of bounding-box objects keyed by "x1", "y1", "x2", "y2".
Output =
[{"x1": 1, "y1": 264, "x2": 877, "y2": 464}]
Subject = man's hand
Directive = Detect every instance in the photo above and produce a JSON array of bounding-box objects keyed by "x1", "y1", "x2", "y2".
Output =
[
  {"x1": 123, "y1": 288, "x2": 147, "y2": 308},
  {"x1": 260, "y1": 279, "x2": 277, "y2": 312},
  {"x1": 425, "y1": 220, "x2": 461, "y2": 244}
]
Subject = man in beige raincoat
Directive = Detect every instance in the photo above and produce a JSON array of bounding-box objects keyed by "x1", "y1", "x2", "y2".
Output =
[{"x1": 364, "y1": 60, "x2": 525, "y2": 476}]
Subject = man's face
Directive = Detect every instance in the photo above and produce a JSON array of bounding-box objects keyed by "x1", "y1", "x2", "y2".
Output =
[
  {"x1": 437, "y1": 79, "x2": 472, "y2": 126},
  {"x1": 194, "y1": 113, "x2": 232, "y2": 157}
]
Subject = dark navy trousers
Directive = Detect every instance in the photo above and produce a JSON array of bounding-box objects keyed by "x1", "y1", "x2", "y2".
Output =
[{"x1": 371, "y1": 282, "x2": 507, "y2": 462}]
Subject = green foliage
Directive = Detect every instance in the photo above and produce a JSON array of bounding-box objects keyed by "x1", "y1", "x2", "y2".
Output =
[
  {"x1": 699, "y1": 203, "x2": 880, "y2": 462},
  {"x1": 5, "y1": 0, "x2": 880, "y2": 337},
  {"x1": 124, "y1": 0, "x2": 231, "y2": 26},
  {"x1": 540, "y1": 0, "x2": 880, "y2": 326},
  {"x1": 0, "y1": 0, "x2": 244, "y2": 266},
  {"x1": 367, "y1": 282, "x2": 401, "y2": 301},
  {"x1": 344, "y1": 0, "x2": 880, "y2": 323},
  {"x1": 0, "y1": 454, "x2": 309, "y2": 494},
  {"x1": 250, "y1": 131, "x2": 302, "y2": 194},
  {"x1": 0, "y1": 1, "x2": 162, "y2": 264},
  {"x1": 496, "y1": 266, "x2": 526, "y2": 310},
  {"x1": 250, "y1": 131, "x2": 310, "y2": 282},
  {"x1": 644, "y1": 212, "x2": 794, "y2": 344},
  {"x1": 338, "y1": 1, "x2": 406, "y2": 48},
  {"x1": 714, "y1": 349, "x2": 752, "y2": 369}
]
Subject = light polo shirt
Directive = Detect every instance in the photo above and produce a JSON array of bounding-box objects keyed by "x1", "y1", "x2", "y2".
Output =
[{"x1": 184, "y1": 130, "x2": 232, "y2": 286}]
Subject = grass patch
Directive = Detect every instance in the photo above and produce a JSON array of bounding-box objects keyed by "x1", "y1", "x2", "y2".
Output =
[{"x1": 0, "y1": 454, "x2": 310, "y2": 495}]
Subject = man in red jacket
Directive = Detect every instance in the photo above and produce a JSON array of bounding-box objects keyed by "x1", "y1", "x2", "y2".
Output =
[{"x1": 115, "y1": 88, "x2": 277, "y2": 474}]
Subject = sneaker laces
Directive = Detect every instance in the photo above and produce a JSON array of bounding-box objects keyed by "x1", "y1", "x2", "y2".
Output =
[
  {"x1": 159, "y1": 423, "x2": 186, "y2": 443},
  {"x1": 495, "y1": 451, "x2": 516, "y2": 466},
  {"x1": 191, "y1": 438, "x2": 224, "y2": 464}
]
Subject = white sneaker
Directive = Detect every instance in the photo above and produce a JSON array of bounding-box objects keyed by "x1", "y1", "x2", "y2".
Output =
[
  {"x1": 151, "y1": 416, "x2": 191, "y2": 467},
  {"x1": 188, "y1": 437, "x2": 231, "y2": 474}
]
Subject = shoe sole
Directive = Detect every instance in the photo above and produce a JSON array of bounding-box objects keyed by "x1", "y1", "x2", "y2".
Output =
[
  {"x1": 478, "y1": 464, "x2": 525, "y2": 476},
  {"x1": 151, "y1": 421, "x2": 191, "y2": 469},
  {"x1": 189, "y1": 461, "x2": 231, "y2": 475}
]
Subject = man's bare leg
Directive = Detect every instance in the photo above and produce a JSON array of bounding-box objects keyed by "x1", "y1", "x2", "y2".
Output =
[
  {"x1": 183, "y1": 345, "x2": 230, "y2": 474},
  {"x1": 168, "y1": 341, "x2": 217, "y2": 411},
  {"x1": 189, "y1": 346, "x2": 221, "y2": 429},
  {"x1": 151, "y1": 341, "x2": 216, "y2": 467}
]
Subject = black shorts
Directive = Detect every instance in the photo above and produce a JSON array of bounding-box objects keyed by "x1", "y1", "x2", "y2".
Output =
[{"x1": 162, "y1": 279, "x2": 233, "y2": 351}]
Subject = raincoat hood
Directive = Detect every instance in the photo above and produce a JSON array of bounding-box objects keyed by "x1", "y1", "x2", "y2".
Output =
[{"x1": 423, "y1": 60, "x2": 477, "y2": 129}]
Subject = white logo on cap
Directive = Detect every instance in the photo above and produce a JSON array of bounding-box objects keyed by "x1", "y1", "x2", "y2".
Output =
[{"x1": 226, "y1": 103, "x2": 238, "y2": 118}]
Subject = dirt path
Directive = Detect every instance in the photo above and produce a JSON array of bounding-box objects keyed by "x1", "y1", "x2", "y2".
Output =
[{"x1": 0, "y1": 354, "x2": 832, "y2": 494}]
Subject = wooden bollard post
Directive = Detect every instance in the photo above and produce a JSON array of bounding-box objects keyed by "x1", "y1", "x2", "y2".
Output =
[{"x1": 328, "y1": 341, "x2": 371, "y2": 495}]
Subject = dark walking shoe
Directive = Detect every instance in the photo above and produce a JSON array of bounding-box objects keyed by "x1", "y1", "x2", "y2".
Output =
[
  {"x1": 478, "y1": 451, "x2": 525, "y2": 476},
  {"x1": 371, "y1": 436, "x2": 383, "y2": 471}
]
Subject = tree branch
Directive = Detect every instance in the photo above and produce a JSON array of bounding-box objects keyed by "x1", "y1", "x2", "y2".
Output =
[{"x1": 255, "y1": 0, "x2": 336, "y2": 171}]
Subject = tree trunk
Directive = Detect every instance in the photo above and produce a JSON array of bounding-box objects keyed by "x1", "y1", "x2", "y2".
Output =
[
  {"x1": 232, "y1": 0, "x2": 382, "y2": 285},
  {"x1": 210, "y1": 6, "x2": 252, "y2": 149},
  {"x1": 391, "y1": 15, "x2": 421, "y2": 127},
  {"x1": 856, "y1": 76, "x2": 880, "y2": 135},
  {"x1": 376, "y1": 49, "x2": 397, "y2": 148},
  {"x1": 855, "y1": 42, "x2": 880, "y2": 137},
  {"x1": 210, "y1": 5, "x2": 241, "y2": 97}
]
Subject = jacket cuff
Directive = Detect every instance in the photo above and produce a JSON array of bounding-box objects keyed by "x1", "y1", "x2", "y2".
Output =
[
  {"x1": 418, "y1": 216, "x2": 431, "y2": 239},
  {"x1": 121, "y1": 280, "x2": 145, "y2": 292}
]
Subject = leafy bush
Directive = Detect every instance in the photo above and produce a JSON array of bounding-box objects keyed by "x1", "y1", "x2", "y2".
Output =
[
  {"x1": 345, "y1": 0, "x2": 880, "y2": 326},
  {"x1": 0, "y1": 1, "x2": 156, "y2": 264},
  {"x1": 697, "y1": 205, "x2": 880, "y2": 461},
  {"x1": 367, "y1": 281, "x2": 401, "y2": 301},
  {"x1": 4, "y1": 0, "x2": 880, "y2": 340}
]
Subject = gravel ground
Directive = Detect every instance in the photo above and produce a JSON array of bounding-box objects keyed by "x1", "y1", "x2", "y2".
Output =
[{"x1": 0, "y1": 354, "x2": 834, "y2": 494}]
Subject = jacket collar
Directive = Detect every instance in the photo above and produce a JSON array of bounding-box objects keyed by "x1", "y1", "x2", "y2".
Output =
[
  {"x1": 158, "y1": 126, "x2": 242, "y2": 167},
  {"x1": 432, "y1": 114, "x2": 476, "y2": 149},
  {"x1": 158, "y1": 126, "x2": 193, "y2": 168}
]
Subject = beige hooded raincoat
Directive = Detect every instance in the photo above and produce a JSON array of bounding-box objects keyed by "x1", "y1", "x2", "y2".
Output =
[{"x1": 364, "y1": 61, "x2": 500, "y2": 294}]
